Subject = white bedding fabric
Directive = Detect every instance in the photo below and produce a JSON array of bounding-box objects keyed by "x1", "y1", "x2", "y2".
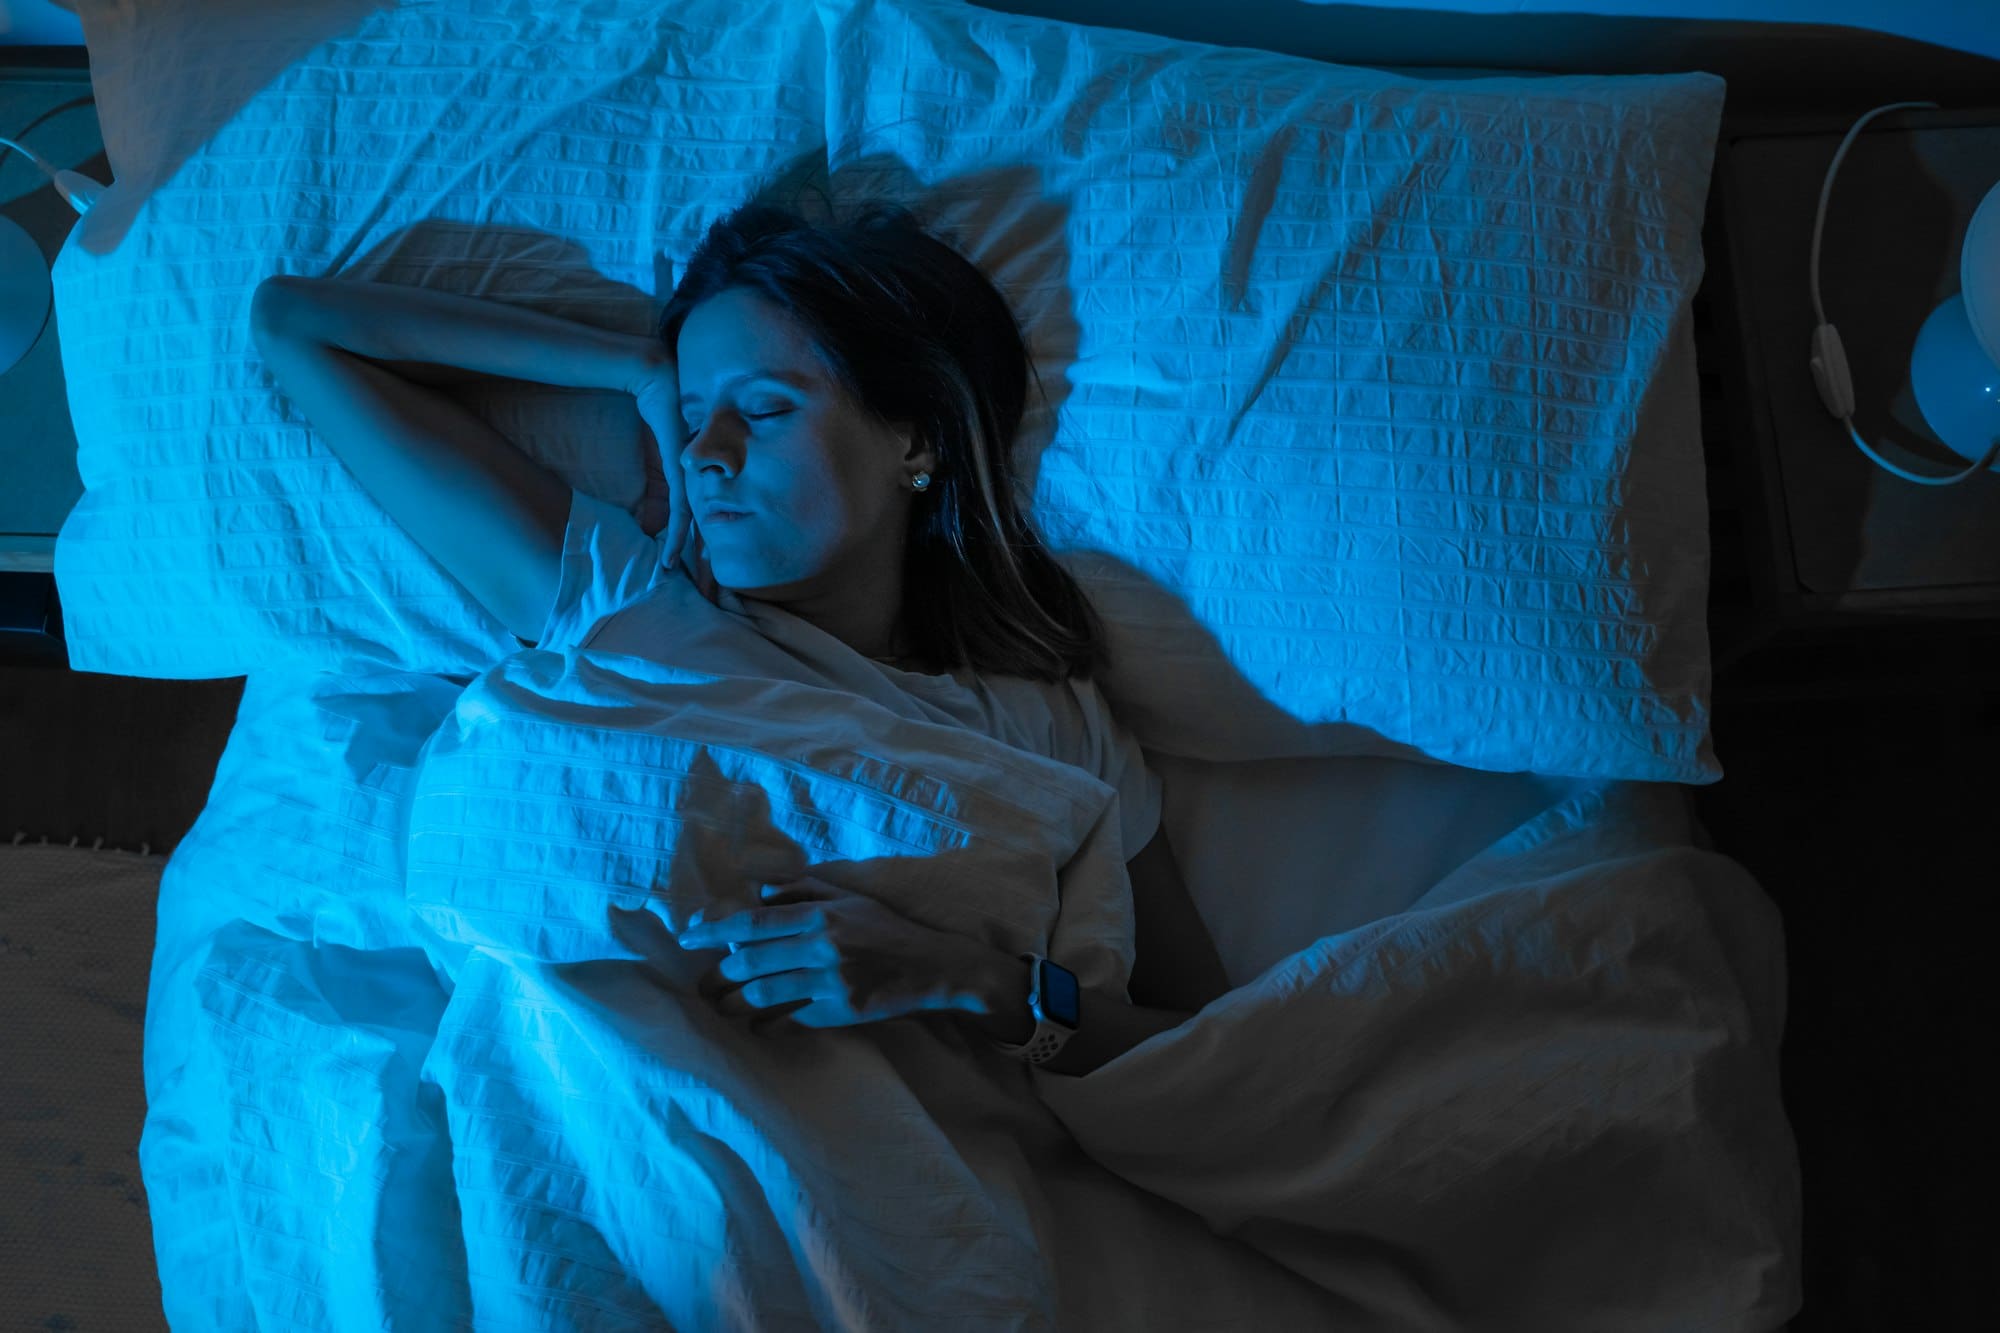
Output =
[
  {"x1": 819, "y1": 0, "x2": 1725, "y2": 784},
  {"x1": 528, "y1": 487, "x2": 1167, "y2": 864},
  {"x1": 55, "y1": 0, "x2": 1722, "y2": 783},
  {"x1": 137, "y1": 617, "x2": 1800, "y2": 1331},
  {"x1": 55, "y1": 0, "x2": 831, "y2": 674}
]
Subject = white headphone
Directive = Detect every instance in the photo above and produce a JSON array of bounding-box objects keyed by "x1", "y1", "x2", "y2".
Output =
[{"x1": 1807, "y1": 101, "x2": 2000, "y2": 486}]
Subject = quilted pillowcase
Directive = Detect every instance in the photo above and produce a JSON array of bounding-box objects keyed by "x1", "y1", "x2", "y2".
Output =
[
  {"x1": 815, "y1": 0, "x2": 1725, "y2": 783},
  {"x1": 51, "y1": 0, "x2": 827, "y2": 680}
]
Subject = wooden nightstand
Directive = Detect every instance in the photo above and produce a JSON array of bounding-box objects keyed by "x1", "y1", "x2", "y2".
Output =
[
  {"x1": 1700, "y1": 105, "x2": 2000, "y2": 699},
  {"x1": 1, "y1": 54, "x2": 99, "y2": 665}
]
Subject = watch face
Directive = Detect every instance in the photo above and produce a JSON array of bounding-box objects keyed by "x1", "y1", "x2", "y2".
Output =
[{"x1": 1039, "y1": 959, "x2": 1080, "y2": 1028}]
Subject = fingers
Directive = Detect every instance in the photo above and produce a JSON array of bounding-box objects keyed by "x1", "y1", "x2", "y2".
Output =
[
  {"x1": 711, "y1": 934, "x2": 833, "y2": 989},
  {"x1": 679, "y1": 902, "x2": 821, "y2": 951},
  {"x1": 687, "y1": 531, "x2": 718, "y2": 604},
  {"x1": 641, "y1": 423, "x2": 667, "y2": 481},
  {"x1": 666, "y1": 509, "x2": 689, "y2": 572},
  {"x1": 690, "y1": 944, "x2": 806, "y2": 1017},
  {"x1": 725, "y1": 975, "x2": 814, "y2": 1017},
  {"x1": 759, "y1": 878, "x2": 837, "y2": 903},
  {"x1": 628, "y1": 417, "x2": 667, "y2": 538},
  {"x1": 660, "y1": 463, "x2": 688, "y2": 569}
]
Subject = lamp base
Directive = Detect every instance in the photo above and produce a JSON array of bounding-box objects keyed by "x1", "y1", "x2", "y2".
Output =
[
  {"x1": 0, "y1": 215, "x2": 54, "y2": 376},
  {"x1": 1911, "y1": 293, "x2": 2000, "y2": 469}
]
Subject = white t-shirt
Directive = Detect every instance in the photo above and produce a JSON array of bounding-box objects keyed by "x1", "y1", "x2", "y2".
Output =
[{"x1": 520, "y1": 489, "x2": 1163, "y2": 862}]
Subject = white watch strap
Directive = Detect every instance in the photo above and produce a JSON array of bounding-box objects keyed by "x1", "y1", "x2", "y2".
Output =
[{"x1": 989, "y1": 954, "x2": 1076, "y2": 1065}]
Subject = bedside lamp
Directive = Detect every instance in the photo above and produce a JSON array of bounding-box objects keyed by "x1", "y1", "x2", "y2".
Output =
[
  {"x1": 0, "y1": 132, "x2": 106, "y2": 377},
  {"x1": 1809, "y1": 101, "x2": 2000, "y2": 487},
  {"x1": 1909, "y1": 181, "x2": 2000, "y2": 467},
  {"x1": 0, "y1": 212, "x2": 50, "y2": 376}
]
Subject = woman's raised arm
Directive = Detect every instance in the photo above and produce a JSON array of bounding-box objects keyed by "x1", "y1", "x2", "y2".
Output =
[
  {"x1": 250, "y1": 275, "x2": 662, "y2": 393},
  {"x1": 248, "y1": 277, "x2": 689, "y2": 642}
]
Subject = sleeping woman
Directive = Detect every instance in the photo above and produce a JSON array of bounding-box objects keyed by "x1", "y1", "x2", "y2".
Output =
[{"x1": 248, "y1": 195, "x2": 1233, "y2": 1078}]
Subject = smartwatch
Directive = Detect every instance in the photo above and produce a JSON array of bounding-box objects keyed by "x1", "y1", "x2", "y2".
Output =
[{"x1": 988, "y1": 953, "x2": 1080, "y2": 1065}]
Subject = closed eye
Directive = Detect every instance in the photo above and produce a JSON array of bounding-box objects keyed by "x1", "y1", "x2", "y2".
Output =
[{"x1": 683, "y1": 409, "x2": 790, "y2": 434}]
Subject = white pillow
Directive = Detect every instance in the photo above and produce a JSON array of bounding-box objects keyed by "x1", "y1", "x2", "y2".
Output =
[
  {"x1": 51, "y1": 0, "x2": 827, "y2": 679},
  {"x1": 816, "y1": 0, "x2": 1725, "y2": 783}
]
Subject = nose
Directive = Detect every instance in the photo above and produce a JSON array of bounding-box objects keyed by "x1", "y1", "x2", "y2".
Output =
[{"x1": 680, "y1": 417, "x2": 743, "y2": 477}]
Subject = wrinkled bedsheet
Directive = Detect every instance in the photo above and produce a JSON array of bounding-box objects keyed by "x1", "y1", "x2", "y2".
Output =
[{"x1": 139, "y1": 634, "x2": 1798, "y2": 1331}]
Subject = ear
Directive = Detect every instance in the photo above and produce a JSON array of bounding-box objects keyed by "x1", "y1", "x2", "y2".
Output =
[{"x1": 895, "y1": 424, "x2": 937, "y2": 477}]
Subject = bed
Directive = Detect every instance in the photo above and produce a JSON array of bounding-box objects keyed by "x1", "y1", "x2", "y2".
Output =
[{"x1": 0, "y1": 0, "x2": 1848, "y2": 1327}]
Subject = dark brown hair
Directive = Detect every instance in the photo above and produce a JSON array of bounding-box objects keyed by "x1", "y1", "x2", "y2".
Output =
[{"x1": 656, "y1": 194, "x2": 1109, "y2": 683}]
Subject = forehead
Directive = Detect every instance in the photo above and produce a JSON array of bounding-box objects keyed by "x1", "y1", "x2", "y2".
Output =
[{"x1": 677, "y1": 288, "x2": 821, "y2": 380}]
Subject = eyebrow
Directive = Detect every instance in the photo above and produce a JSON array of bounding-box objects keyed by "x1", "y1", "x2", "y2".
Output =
[{"x1": 679, "y1": 371, "x2": 813, "y2": 409}]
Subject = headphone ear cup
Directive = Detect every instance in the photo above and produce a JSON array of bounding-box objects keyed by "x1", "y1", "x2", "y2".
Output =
[{"x1": 1809, "y1": 321, "x2": 1856, "y2": 418}]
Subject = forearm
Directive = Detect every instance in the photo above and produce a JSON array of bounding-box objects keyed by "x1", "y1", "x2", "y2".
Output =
[
  {"x1": 951, "y1": 945, "x2": 1194, "y2": 1079},
  {"x1": 253, "y1": 275, "x2": 661, "y2": 392}
]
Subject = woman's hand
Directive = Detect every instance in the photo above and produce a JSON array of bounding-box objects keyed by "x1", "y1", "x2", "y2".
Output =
[
  {"x1": 676, "y1": 877, "x2": 976, "y2": 1034},
  {"x1": 626, "y1": 349, "x2": 709, "y2": 583}
]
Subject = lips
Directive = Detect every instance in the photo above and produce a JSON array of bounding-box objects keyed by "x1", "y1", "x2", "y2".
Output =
[{"x1": 699, "y1": 505, "x2": 752, "y2": 521}]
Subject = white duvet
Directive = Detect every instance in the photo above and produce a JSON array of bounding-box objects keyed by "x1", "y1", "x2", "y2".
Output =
[{"x1": 140, "y1": 592, "x2": 1800, "y2": 1331}]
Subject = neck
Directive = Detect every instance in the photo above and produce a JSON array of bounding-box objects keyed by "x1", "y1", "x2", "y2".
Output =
[
  {"x1": 776, "y1": 587, "x2": 906, "y2": 663},
  {"x1": 735, "y1": 530, "x2": 910, "y2": 662}
]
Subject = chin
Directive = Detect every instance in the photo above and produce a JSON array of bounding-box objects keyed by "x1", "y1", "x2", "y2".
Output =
[{"x1": 715, "y1": 566, "x2": 810, "y2": 599}]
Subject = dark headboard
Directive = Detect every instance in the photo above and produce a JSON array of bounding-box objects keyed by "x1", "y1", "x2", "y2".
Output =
[{"x1": 975, "y1": 0, "x2": 2000, "y2": 128}]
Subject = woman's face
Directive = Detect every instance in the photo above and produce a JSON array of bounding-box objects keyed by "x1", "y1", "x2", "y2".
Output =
[{"x1": 676, "y1": 287, "x2": 926, "y2": 600}]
